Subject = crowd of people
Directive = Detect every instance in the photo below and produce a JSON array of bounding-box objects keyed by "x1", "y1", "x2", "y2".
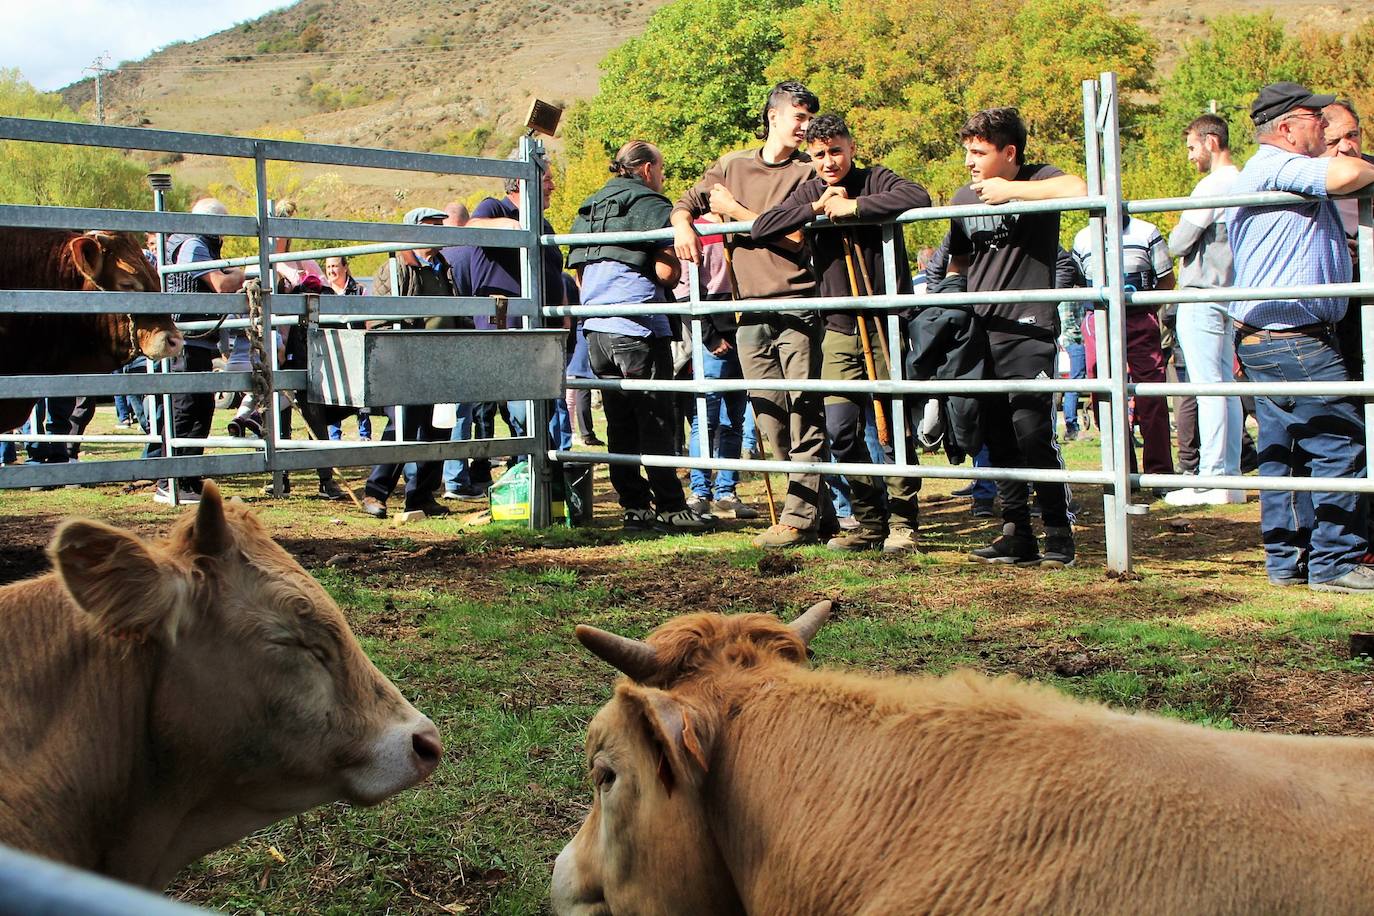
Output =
[{"x1": 10, "y1": 78, "x2": 1373, "y2": 591}]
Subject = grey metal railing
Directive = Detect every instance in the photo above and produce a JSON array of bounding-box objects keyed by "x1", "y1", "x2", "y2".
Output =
[
  {"x1": 0, "y1": 843, "x2": 203, "y2": 915},
  {"x1": 5, "y1": 74, "x2": 1373, "y2": 571},
  {"x1": 0, "y1": 118, "x2": 552, "y2": 516},
  {"x1": 540, "y1": 72, "x2": 1374, "y2": 573}
]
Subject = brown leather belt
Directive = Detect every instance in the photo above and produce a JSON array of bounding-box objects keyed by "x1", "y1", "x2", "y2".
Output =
[{"x1": 1233, "y1": 321, "x2": 1330, "y2": 345}]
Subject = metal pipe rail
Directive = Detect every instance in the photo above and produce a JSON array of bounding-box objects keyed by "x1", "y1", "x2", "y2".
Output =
[
  {"x1": 0, "y1": 843, "x2": 203, "y2": 916},
  {"x1": 1, "y1": 117, "x2": 551, "y2": 510},
  {"x1": 541, "y1": 71, "x2": 1374, "y2": 574}
]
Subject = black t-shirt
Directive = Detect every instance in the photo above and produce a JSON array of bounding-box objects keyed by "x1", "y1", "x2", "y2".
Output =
[{"x1": 948, "y1": 163, "x2": 1064, "y2": 373}]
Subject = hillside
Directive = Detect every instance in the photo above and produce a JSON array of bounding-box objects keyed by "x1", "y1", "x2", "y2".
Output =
[{"x1": 55, "y1": 0, "x2": 1374, "y2": 216}]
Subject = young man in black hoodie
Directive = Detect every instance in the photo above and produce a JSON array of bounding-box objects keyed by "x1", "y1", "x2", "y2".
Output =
[{"x1": 753, "y1": 114, "x2": 931, "y2": 552}]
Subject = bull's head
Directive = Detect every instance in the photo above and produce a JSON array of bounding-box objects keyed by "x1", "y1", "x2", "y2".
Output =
[
  {"x1": 552, "y1": 602, "x2": 832, "y2": 916},
  {"x1": 69, "y1": 231, "x2": 183, "y2": 360},
  {"x1": 46, "y1": 483, "x2": 440, "y2": 886}
]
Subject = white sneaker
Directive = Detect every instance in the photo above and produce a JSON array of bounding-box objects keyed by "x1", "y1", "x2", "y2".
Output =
[
  {"x1": 1163, "y1": 487, "x2": 1245, "y2": 507},
  {"x1": 154, "y1": 484, "x2": 201, "y2": 505}
]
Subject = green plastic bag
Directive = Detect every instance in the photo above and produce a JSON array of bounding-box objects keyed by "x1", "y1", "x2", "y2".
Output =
[{"x1": 489, "y1": 460, "x2": 581, "y2": 526}]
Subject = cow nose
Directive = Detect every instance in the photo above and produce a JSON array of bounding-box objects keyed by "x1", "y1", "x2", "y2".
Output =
[{"x1": 412, "y1": 722, "x2": 443, "y2": 779}]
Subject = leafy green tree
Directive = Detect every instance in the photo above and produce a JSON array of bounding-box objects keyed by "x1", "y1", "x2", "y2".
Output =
[
  {"x1": 552, "y1": 0, "x2": 806, "y2": 230},
  {"x1": 772, "y1": 0, "x2": 1153, "y2": 244},
  {"x1": 0, "y1": 69, "x2": 183, "y2": 212}
]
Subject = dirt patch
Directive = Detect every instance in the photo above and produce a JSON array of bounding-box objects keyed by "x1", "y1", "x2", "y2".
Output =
[{"x1": 1232, "y1": 670, "x2": 1374, "y2": 736}]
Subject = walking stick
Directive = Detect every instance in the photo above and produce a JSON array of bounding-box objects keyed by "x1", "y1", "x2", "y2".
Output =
[
  {"x1": 849, "y1": 237, "x2": 891, "y2": 374},
  {"x1": 841, "y1": 234, "x2": 891, "y2": 445},
  {"x1": 721, "y1": 242, "x2": 778, "y2": 525}
]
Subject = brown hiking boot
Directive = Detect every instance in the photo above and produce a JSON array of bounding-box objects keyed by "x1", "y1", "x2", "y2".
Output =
[
  {"x1": 751, "y1": 524, "x2": 817, "y2": 548},
  {"x1": 882, "y1": 526, "x2": 920, "y2": 554},
  {"x1": 827, "y1": 528, "x2": 885, "y2": 552}
]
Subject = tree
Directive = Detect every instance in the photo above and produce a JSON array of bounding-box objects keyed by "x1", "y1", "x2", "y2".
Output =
[
  {"x1": 772, "y1": 0, "x2": 1154, "y2": 244},
  {"x1": 551, "y1": 0, "x2": 807, "y2": 228},
  {"x1": 0, "y1": 70, "x2": 182, "y2": 212}
]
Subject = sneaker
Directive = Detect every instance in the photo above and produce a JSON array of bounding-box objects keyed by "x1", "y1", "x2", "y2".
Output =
[
  {"x1": 362, "y1": 496, "x2": 388, "y2": 519},
  {"x1": 827, "y1": 528, "x2": 884, "y2": 551},
  {"x1": 838, "y1": 515, "x2": 862, "y2": 531},
  {"x1": 970, "y1": 523, "x2": 1040, "y2": 566},
  {"x1": 154, "y1": 483, "x2": 201, "y2": 505},
  {"x1": 623, "y1": 507, "x2": 656, "y2": 530},
  {"x1": 440, "y1": 489, "x2": 464, "y2": 500},
  {"x1": 1163, "y1": 487, "x2": 1246, "y2": 507},
  {"x1": 1269, "y1": 574, "x2": 1308, "y2": 588},
  {"x1": 711, "y1": 496, "x2": 760, "y2": 520},
  {"x1": 686, "y1": 495, "x2": 712, "y2": 515},
  {"x1": 752, "y1": 524, "x2": 817, "y2": 548},
  {"x1": 581, "y1": 435, "x2": 605, "y2": 447},
  {"x1": 1040, "y1": 527, "x2": 1076, "y2": 569},
  {"x1": 951, "y1": 482, "x2": 979, "y2": 498},
  {"x1": 655, "y1": 508, "x2": 716, "y2": 532},
  {"x1": 318, "y1": 479, "x2": 347, "y2": 501},
  {"x1": 971, "y1": 498, "x2": 996, "y2": 518},
  {"x1": 1310, "y1": 566, "x2": 1374, "y2": 594},
  {"x1": 882, "y1": 526, "x2": 920, "y2": 554},
  {"x1": 1062, "y1": 427, "x2": 1079, "y2": 442},
  {"x1": 407, "y1": 500, "x2": 450, "y2": 518}
]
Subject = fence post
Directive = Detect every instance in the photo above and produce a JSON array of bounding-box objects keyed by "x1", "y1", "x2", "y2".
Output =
[
  {"x1": 255, "y1": 151, "x2": 281, "y2": 494},
  {"x1": 1360, "y1": 195, "x2": 1373, "y2": 465},
  {"x1": 881, "y1": 223, "x2": 908, "y2": 464},
  {"x1": 149, "y1": 175, "x2": 183, "y2": 502},
  {"x1": 522, "y1": 134, "x2": 553, "y2": 529},
  {"x1": 1097, "y1": 71, "x2": 1134, "y2": 574}
]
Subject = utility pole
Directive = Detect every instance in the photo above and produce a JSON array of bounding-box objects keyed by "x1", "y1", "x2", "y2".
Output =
[{"x1": 84, "y1": 53, "x2": 110, "y2": 124}]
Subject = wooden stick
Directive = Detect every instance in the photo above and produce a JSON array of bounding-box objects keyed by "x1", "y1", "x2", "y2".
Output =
[
  {"x1": 841, "y1": 234, "x2": 890, "y2": 446},
  {"x1": 719, "y1": 241, "x2": 776, "y2": 525},
  {"x1": 850, "y1": 236, "x2": 891, "y2": 374}
]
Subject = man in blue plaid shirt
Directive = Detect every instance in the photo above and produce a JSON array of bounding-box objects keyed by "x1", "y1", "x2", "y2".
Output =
[{"x1": 1230, "y1": 81, "x2": 1374, "y2": 593}]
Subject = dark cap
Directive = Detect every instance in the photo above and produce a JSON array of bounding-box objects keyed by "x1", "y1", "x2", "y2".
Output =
[{"x1": 1251, "y1": 81, "x2": 1336, "y2": 124}]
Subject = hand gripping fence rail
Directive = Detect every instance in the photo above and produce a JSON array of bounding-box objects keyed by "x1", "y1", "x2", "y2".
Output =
[{"x1": 4, "y1": 72, "x2": 1374, "y2": 574}]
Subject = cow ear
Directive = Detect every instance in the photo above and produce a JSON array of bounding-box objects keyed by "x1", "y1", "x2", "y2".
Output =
[
  {"x1": 49, "y1": 519, "x2": 194, "y2": 645},
  {"x1": 622, "y1": 686, "x2": 716, "y2": 795},
  {"x1": 193, "y1": 481, "x2": 231, "y2": 556},
  {"x1": 68, "y1": 234, "x2": 105, "y2": 287}
]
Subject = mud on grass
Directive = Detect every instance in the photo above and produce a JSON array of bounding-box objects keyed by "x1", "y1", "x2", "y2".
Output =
[{"x1": 3, "y1": 450, "x2": 1373, "y2": 913}]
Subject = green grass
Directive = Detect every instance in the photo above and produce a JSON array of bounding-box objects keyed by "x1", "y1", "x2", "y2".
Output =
[{"x1": 7, "y1": 408, "x2": 1374, "y2": 912}]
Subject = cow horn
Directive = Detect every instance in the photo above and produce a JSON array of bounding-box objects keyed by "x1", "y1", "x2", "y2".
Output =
[
  {"x1": 788, "y1": 599, "x2": 834, "y2": 646},
  {"x1": 575, "y1": 624, "x2": 661, "y2": 682}
]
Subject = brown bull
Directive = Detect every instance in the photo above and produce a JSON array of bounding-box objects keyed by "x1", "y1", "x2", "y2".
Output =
[
  {"x1": 0, "y1": 226, "x2": 184, "y2": 431},
  {"x1": 0, "y1": 483, "x2": 442, "y2": 888},
  {"x1": 553, "y1": 601, "x2": 1374, "y2": 915}
]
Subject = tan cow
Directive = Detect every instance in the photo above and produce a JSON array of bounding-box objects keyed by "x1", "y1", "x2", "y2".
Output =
[
  {"x1": 0, "y1": 483, "x2": 441, "y2": 888},
  {"x1": 553, "y1": 601, "x2": 1374, "y2": 915}
]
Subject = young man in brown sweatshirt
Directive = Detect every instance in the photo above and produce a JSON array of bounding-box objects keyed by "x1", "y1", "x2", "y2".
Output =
[
  {"x1": 671, "y1": 80, "x2": 831, "y2": 547},
  {"x1": 753, "y1": 113, "x2": 931, "y2": 553}
]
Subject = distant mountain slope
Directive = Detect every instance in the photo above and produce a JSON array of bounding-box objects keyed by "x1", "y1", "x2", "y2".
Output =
[{"x1": 53, "y1": 0, "x2": 1372, "y2": 214}]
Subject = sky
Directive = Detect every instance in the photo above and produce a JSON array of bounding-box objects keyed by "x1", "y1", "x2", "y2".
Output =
[{"x1": 4, "y1": 1, "x2": 291, "y2": 91}]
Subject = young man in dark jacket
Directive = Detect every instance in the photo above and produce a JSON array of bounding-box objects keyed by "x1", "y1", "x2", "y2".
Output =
[{"x1": 753, "y1": 114, "x2": 931, "y2": 552}]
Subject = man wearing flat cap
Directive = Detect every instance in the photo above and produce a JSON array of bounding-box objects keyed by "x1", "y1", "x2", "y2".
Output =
[{"x1": 1229, "y1": 81, "x2": 1374, "y2": 593}]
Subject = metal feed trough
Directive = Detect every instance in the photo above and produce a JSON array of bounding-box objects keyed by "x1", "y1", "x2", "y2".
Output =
[{"x1": 309, "y1": 328, "x2": 567, "y2": 407}]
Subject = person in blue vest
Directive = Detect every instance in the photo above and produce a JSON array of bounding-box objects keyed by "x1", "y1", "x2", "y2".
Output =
[{"x1": 569, "y1": 141, "x2": 715, "y2": 532}]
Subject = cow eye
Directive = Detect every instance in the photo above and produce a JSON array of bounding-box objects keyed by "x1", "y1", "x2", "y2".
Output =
[{"x1": 592, "y1": 763, "x2": 616, "y2": 789}]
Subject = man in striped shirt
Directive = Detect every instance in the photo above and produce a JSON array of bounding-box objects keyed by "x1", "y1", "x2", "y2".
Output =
[{"x1": 1229, "y1": 81, "x2": 1374, "y2": 593}]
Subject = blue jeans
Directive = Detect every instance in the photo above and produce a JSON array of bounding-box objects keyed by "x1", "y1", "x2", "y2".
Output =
[
  {"x1": 442, "y1": 402, "x2": 477, "y2": 493},
  {"x1": 970, "y1": 445, "x2": 997, "y2": 500},
  {"x1": 1062, "y1": 342, "x2": 1086, "y2": 433},
  {"x1": 688, "y1": 346, "x2": 748, "y2": 499},
  {"x1": 1238, "y1": 332, "x2": 1368, "y2": 584}
]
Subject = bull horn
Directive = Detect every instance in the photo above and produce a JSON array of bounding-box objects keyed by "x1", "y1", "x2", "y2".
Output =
[
  {"x1": 575, "y1": 624, "x2": 661, "y2": 682},
  {"x1": 788, "y1": 599, "x2": 834, "y2": 646}
]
